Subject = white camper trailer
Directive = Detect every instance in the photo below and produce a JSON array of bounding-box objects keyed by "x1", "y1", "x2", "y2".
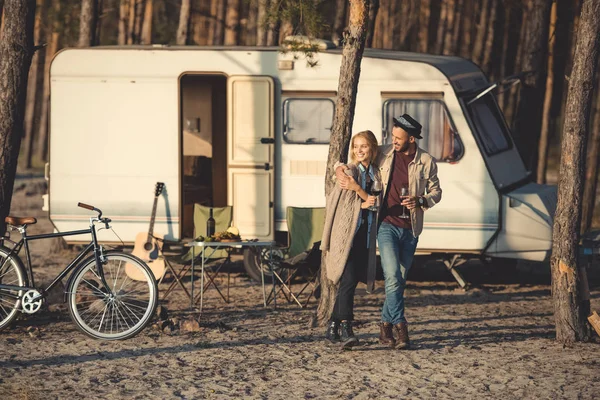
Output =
[{"x1": 45, "y1": 43, "x2": 556, "y2": 281}]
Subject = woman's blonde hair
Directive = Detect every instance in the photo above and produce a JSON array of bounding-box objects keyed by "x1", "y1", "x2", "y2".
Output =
[{"x1": 349, "y1": 130, "x2": 378, "y2": 164}]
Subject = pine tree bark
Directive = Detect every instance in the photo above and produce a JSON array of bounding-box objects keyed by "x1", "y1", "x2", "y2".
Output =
[
  {"x1": 35, "y1": 1, "x2": 59, "y2": 163},
  {"x1": 246, "y1": 0, "x2": 258, "y2": 45},
  {"x1": 0, "y1": 0, "x2": 36, "y2": 234},
  {"x1": 118, "y1": 0, "x2": 128, "y2": 45},
  {"x1": 471, "y1": 0, "x2": 489, "y2": 64},
  {"x1": 417, "y1": 0, "x2": 430, "y2": 53},
  {"x1": 365, "y1": 0, "x2": 378, "y2": 48},
  {"x1": 434, "y1": 0, "x2": 448, "y2": 54},
  {"x1": 126, "y1": 0, "x2": 136, "y2": 43},
  {"x1": 511, "y1": 0, "x2": 552, "y2": 174},
  {"x1": 176, "y1": 0, "x2": 191, "y2": 45},
  {"x1": 133, "y1": 0, "x2": 145, "y2": 44},
  {"x1": 213, "y1": 0, "x2": 226, "y2": 45},
  {"x1": 441, "y1": 0, "x2": 455, "y2": 55},
  {"x1": 332, "y1": 0, "x2": 348, "y2": 46},
  {"x1": 537, "y1": 1, "x2": 557, "y2": 184},
  {"x1": 256, "y1": 0, "x2": 268, "y2": 45},
  {"x1": 141, "y1": 0, "x2": 152, "y2": 44},
  {"x1": 316, "y1": 0, "x2": 370, "y2": 327},
  {"x1": 0, "y1": 0, "x2": 5, "y2": 39},
  {"x1": 582, "y1": 65, "x2": 600, "y2": 234},
  {"x1": 224, "y1": 0, "x2": 239, "y2": 45},
  {"x1": 551, "y1": 0, "x2": 600, "y2": 345},
  {"x1": 481, "y1": 0, "x2": 496, "y2": 70},
  {"x1": 458, "y1": 0, "x2": 472, "y2": 58},
  {"x1": 23, "y1": 0, "x2": 47, "y2": 169},
  {"x1": 78, "y1": 0, "x2": 98, "y2": 47}
]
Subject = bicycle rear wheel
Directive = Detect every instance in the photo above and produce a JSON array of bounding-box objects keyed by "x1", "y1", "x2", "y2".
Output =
[
  {"x1": 67, "y1": 251, "x2": 157, "y2": 340},
  {"x1": 0, "y1": 246, "x2": 26, "y2": 330}
]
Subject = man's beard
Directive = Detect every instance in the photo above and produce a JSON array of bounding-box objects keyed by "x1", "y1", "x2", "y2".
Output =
[{"x1": 395, "y1": 142, "x2": 410, "y2": 152}]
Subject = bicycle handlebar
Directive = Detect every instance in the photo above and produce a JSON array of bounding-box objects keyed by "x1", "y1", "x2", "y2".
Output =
[
  {"x1": 78, "y1": 202, "x2": 95, "y2": 211},
  {"x1": 78, "y1": 202, "x2": 103, "y2": 219}
]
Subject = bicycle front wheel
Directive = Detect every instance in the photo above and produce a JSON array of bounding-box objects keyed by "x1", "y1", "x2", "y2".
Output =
[
  {"x1": 0, "y1": 246, "x2": 26, "y2": 331},
  {"x1": 67, "y1": 252, "x2": 157, "y2": 340}
]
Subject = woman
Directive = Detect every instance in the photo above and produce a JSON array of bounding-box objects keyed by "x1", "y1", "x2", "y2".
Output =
[{"x1": 321, "y1": 130, "x2": 381, "y2": 348}]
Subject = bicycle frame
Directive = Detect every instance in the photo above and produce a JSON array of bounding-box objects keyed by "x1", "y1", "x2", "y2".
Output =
[{"x1": 0, "y1": 219, "x2": 111, "y2": 301}]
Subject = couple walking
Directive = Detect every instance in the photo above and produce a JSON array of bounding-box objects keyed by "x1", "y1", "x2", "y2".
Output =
[{"x1": 320, "y1": 114, "x2": 442, "y2": 349}]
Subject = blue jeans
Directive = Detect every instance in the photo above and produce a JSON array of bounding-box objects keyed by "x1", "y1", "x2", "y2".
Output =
[{"x1": 378, "y1": 222, "x2": 419, "y2": 324}]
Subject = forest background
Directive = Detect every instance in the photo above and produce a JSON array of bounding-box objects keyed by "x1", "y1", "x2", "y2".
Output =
[{"x1": 1, "y1": 0, "x2": 599, "y2": 231}]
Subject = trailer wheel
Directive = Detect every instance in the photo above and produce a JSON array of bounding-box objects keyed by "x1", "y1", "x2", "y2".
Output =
[{"x1": 243, "y1": 247, "x2": 286, "y2": 283}]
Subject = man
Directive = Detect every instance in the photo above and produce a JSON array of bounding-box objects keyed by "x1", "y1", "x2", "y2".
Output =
[{"x1": 336, "y1": 114, "x2": 442, "y2": 349}]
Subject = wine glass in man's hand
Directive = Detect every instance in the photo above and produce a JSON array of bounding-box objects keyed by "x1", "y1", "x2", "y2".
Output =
[{"x1": 369, "y1": 180, "x2": 383, "y2": 211}]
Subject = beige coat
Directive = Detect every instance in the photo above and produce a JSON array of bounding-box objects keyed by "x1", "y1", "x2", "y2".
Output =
[
  {"x1": 321, "y1": 164, "x2": 379, "y2": 289},
  {"x1": 376, "y1": 144, "x2": 442, "y2": 237}
]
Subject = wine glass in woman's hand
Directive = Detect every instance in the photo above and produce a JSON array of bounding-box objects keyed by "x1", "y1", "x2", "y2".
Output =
[{"x1": 369, "y1": 180, "x2": 383, "y2": 211}]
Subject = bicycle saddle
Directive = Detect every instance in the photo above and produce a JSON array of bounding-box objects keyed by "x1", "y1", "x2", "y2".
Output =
[{"x1": 5, "y1": 216, "x2": 37, "y2": 225}]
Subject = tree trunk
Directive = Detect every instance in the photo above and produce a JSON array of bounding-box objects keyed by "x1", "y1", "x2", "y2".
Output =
[
  {"x1": 278, "y1": 18, "x2": 293, "y2": 44},
  {"x1": 331, "y1": 0, "x2": 347, "y2": 46},
  {"x1": 35, "y1": 1, "x2": 59, "y2": 163},
  {"x1": 471, "y1": 0, "x2": 489, "y2": 64},
  {"x1": 141, "y1": 0, "x2": 152, "y2": 44},
  {"x1": 582, "y1": 65, "x2": 600, "y2": 234},
  {"x1": 417, "y1": 0, "x2": 430, "y2": 53},
  {"x1": 447, "y1": 0, "x2": 462, "y2": 55},
  {"x1": 316, "y1": 0, "x2": 370, "y2": 327},
  {"x1": 0, "y1": 0, "x2": 5, "y2": 40},
  {"x1": 537, "y1": 1, "x2": 557, "y2": 184},
  {"x1": 481, "y1": 0, "x2": 496, "y2": 70},
  {"x1": 512, "y1": 0, "x2": 552, "y2": 174},
  {"x1": 458, "y1": 0, "x2": 471, "y2": 57},
  {"x1": 256, "y1": 0, "x2": 268, "y2": 45},
  {"x1": 224, "y1": 0, "x2": 239, "y2": 45},
  {"x1": 78, "y1": 0, "x2": 98, "y2": 47},
  {"x1": 246, "y1": 0, "x2": 258, "y2": 45},
  {"x1": 176, "y1": 0, "x2": 191, "y2": 45},
  {"x1": 0, "y1": 0, "x2": 36, "y2": 234},
  {"x1": 213, "y1": 0, "x2": 226, "y2": 45},
  {"x1": 133, "y1": 0, "x2": 145, "y2": 44},
  {"x1": 365, "y1": 0, "x2": 378, "y2": 48},
  {"x1": 118, "y1": 0, "x2": 128, "y2": 45},
  {"x1": 126, "y1": 0, "x2": 135, "y2": 43},
  {"x1": 23, "y1": 0, "x2": 47, "y2": 169},
  {"x1": 434, "y1": 0, "x2": 447, "y2": 54},
  {"x1": 551, "y1": 0, "x2": 600, "y2": 345},
  {"x1": 441, "y1": 0, "x2": 455, "y2": 55},
  {"x1": 497, "y1": 0, "x2": 512, "y2": 109},
  {"x1": 380, "y1": 0, "x2": 391, "y2": 49}
]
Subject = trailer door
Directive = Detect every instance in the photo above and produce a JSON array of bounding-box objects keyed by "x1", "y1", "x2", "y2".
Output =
[{"x1": 227, "y1": 76, "x2": 275, "y2": 240}]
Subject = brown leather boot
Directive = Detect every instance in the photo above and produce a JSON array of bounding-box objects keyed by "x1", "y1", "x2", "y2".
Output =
[
  {"x1": 393, "y1": 322, "x2": 410, "y2": 349},
  {"x1": 379, "y1": 322, "x2": 396, "y2": 347}
]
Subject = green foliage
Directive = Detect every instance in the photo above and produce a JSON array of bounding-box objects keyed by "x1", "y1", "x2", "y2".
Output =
[{"x1": 263, "y1": 0, "x2": 329, "y2": 38}]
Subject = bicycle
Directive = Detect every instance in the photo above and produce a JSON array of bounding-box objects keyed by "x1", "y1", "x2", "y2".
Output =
[{"x1": 0, "y1": 203, "x2": 158, "y2": 340}]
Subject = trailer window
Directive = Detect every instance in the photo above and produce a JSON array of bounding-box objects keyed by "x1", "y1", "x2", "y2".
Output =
[
  {"x1": 466, "y1": 94, "x2": 511, "y2": 155},
  {"x1": 383, "y1": 99, "x2": 463, "y2": 162},
  {"x1": 283, "y1": 98, "x2": 334, "y2": 144}
]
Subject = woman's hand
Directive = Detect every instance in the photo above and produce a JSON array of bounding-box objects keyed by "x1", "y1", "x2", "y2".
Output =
[{"x1": 361, "y1": 195, "x2": 376, "y2": 209}]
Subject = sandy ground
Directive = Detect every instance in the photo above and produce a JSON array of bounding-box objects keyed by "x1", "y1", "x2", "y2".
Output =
[{"x1": 1, "y1": 176, "x2": 599, "y2": 399}]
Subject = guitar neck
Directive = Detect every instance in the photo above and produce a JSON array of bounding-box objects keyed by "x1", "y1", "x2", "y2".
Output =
[{"x1": 147, "y1": 196, "x2": 159, "y2": 241}]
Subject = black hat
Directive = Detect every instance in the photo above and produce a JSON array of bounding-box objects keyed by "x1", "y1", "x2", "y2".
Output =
[{"x1": 393, "y1": 114, "x2": 423, "y2": 139}]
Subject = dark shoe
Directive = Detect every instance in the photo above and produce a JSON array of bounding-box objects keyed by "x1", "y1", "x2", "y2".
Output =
[
  {"x1": 379, "y1": 322, "x2": 396, "y2": 348},
  {"x1": 340, "y1": 320, "x2": 359, "y2": 348},
  {"x1": 393, "y1": 322, "x2": 410, "y2": 349},
  {"x1": 325, "y1": 320, "x2": 340, "y2": 343}
]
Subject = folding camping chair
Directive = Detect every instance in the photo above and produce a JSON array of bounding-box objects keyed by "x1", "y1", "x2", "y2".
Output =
[
  {"x1": 266, "y1": 206, "x2": 326, "y2": 307},
  {"x1": 161, "y1": 204, "x2": 233, "y2": 305}
]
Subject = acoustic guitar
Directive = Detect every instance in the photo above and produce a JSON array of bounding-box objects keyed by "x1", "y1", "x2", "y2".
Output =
[{"x1": 126, "y1": 182, "x2": 166, "y2": 281}]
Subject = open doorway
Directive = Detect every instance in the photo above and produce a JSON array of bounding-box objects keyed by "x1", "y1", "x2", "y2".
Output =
[{"x1": 180, "y1": 74, "x2": 227, "y2": 238}]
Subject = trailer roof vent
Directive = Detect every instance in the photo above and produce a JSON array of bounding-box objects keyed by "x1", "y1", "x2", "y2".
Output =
[{"x1": 282, "y1": 35, "x2": 336, "y2": 51}]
